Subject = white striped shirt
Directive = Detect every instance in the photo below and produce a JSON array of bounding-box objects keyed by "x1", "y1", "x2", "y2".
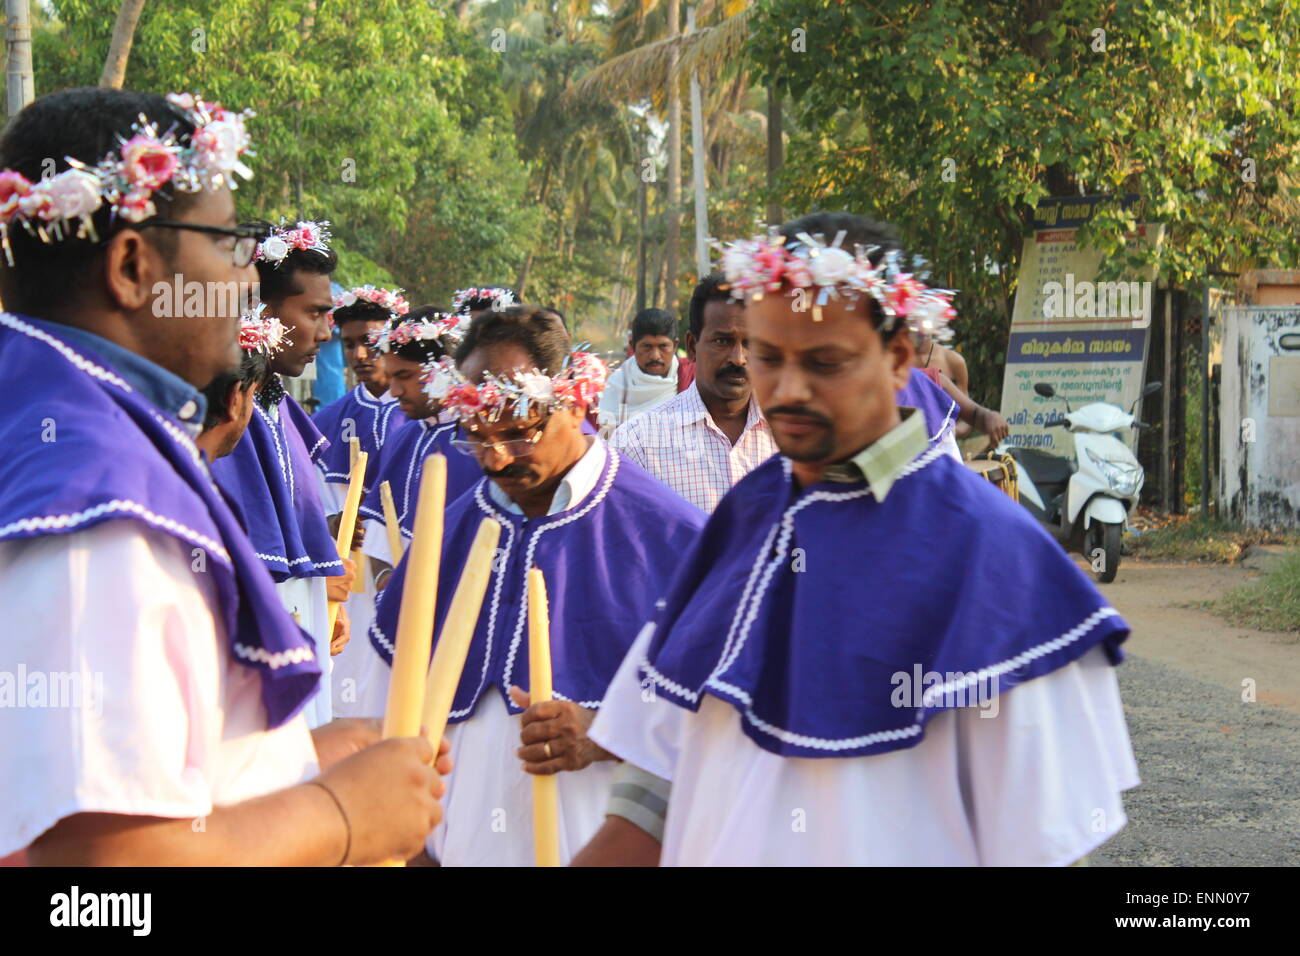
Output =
[{"x1": 610, "y1": 382, "x2": 777, "y2": 513}]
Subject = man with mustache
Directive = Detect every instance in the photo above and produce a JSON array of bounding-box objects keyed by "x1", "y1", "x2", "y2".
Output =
[
  {"x1": 597, "y1": 308, "x2": 686, "y2": 429},
  {"x1": 0, "y1": 87, "x2": 446, "y2": 866},
  {"x1": 210, "y1": 220, "x2": 354, "y2": 727},
  {"x1": 610, "y1": 274, "x2": 777, "y2": 513},
  {"x1": 577, "y1": 212, "x2": 1137, "y2": 866},
  {"x1": 370, "y1": 305, "x2": 705, "y2": 865}
]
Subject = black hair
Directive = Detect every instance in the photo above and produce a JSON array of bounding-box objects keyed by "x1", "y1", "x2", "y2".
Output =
[
  {"x1": 200, "y1": 348, "x2": 269, "y2": 431},
  {"x1": 244, "y1": 218, "x2": 338, "y2": 302},
  {"x1": 0, "y1": 87, "x2": 200, "y2": 315},
  {"x1": 454, "y1": 304, "x2": 571, "y2": 376},
  {"x1": 333, "y1": 299, "x2": 391, "y2": 329},
  {"x1": 539, "y1": 306, "x2": 567, "y2": 330},
  {"x1": 630, "y1": 307, "x2": 677, "y2": 344},
  {"x1": 688, "y1": 272, "x2": 731, "y2": 339},
  {"x1": 777, "y1": 211, "x2": 903, "y2": 338},
  {"x1": 389, "y1": 304, "x2": 453, "y2": 364}
]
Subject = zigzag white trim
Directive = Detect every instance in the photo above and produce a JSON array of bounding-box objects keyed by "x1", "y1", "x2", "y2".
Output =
[
  {"x1": 370, "y1": 618, "x2": 395, "y2": 657},
  {"x1": 458, "y1": 481, "x2": 517, "y2": 719},
  {"x1": 501, "y1": 450, "x2": 618, "y2": 692},
  {"x1": 255, "y1": 402, "x2": 293, "y2": 502},
  {"x1": 233, "y1": 642, "x2": 317, "y2": 670},
  {"x1": 0, "y1": 499, "x2": 231, "y2": 564},
  {"x1": 702, "y1": 604, "x2": 1123, "y2": 751},
  {"x1": 0, "y1": 312, "x2": 131, "y2": 392}
]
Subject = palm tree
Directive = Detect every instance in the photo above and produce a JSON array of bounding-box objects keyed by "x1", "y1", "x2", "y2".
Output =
[{"x1": 569, "y1": 1, "x2": 770, "y2": 303}]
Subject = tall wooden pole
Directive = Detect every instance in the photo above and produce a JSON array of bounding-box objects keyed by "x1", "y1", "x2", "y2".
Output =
[
  {"x1": 686, "y1": 6, "x2": 710, "y2": 279},
  {"x1": 665, "y1": 0, "x2": 681, "y2": 315},
  {"x1": 5, "y1": 0, "x2": 34, "y2": 117}
]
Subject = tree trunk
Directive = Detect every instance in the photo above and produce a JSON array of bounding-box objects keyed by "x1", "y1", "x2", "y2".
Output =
[
  {"x1": 766, "y1": 77, "x2": 784, "y2": 225},
  {"x1": 516, "y1": 162, "x2": 556, "y2": 299},
  {"x1": 98, "y1": 0, "x2": 148, "y2": 89},
  {"x1": 454, "y1": 0, "x2": 471, "y2": 22},
  {"x1": 5, "y1": 0, "x2": 35, "y2": 115},
  {"x1": 665, "y1": 0, "x2": 681, "y2": 314},
  {"x1": 687, "y1": 6, "x2": 710, "y2": 279}
]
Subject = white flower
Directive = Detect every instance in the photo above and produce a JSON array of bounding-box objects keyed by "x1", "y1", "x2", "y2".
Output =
[
  {"x1": 339, "y1": 292, "x2": 357, "y2": 307},
  {"x1": 809, "y1": 246, "x2": 855, "y2": 286},
  {"x1": 517, "y1": 371, "x2": 555, "y2": 403},
  {"x1": 259, "y1": 236, "x2": 289, "y2": 261},
  {"x1": 43, "y1": 170, "x2": 102, "y2": 220}
]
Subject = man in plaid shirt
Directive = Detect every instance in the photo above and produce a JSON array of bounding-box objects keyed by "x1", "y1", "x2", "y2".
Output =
[{"x1": 610, "y1": 273, "x2": 777, "y2": 513}]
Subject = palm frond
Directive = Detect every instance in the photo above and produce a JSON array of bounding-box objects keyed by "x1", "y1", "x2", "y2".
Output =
[{"x1": 565, "y1": 7, "x2": 755, "y2": 104}]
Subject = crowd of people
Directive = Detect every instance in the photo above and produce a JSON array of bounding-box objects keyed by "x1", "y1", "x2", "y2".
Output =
[{"x1": 0, "y1": 86, "x2": 1137, "y2": 866}]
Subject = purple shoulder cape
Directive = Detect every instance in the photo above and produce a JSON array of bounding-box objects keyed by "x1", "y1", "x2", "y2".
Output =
[
  {"x1": 312, "y1": 385, "x2": 409, "y2": 488},
  {"x1": 358, "y1": 419, "x2": 482, "y2": 539},
  {"x1": 637, "y1": 445, "x2": 1130, "y2": 758},
  {"x1": 210, "y1": 393, "x2": 343, "y2": 581},
  {"x1": 0, "y1": 313, "x2": 320, "y2": 727},
  {"x1": 370, "y1": 450, "x2": 706, "y2": 719},
  {"x1": 897, "y1": 367, "x2": 958, "y2": 450}
]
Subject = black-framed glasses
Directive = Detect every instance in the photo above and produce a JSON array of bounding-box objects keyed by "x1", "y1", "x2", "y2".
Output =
[
  {"x1": 450, "y1": 421, "x2": 549, "y2": 458},
  {"x1": 137, "y1": 221, "x2": 263, "y2": 267}
]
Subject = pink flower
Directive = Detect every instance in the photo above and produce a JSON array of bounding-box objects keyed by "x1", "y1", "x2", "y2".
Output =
[
  {"x1": 0, "y1": 170, "x2": 32, "y2": 220},
  {"x1": 116, "y1": 189, "x2": 157, "y2": 223},
  {"x1": 43, "y1": 170, "x2": 102, "y2": 220},
  {"x1": 120, "y1": 135, "x2": 179, "y2": 190}
]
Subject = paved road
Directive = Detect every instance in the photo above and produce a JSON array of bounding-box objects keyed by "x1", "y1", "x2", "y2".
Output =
[{"x1": 1085, "y1": 560, "x2": 1300, "y2": 866}]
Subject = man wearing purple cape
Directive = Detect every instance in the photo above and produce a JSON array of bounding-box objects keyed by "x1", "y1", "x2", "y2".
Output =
[
  {"x1": 370, "y1": 306, "x2": 705, "y2": 866},
  {"x1": 344, "y1": 305, "x2": 482, "y2": 717},
  {"x1": 211, "y1": 221, "x2": 352, "y2": 728},
  {"x1": 0, "y1": 87, "x2": 446, "y2": 866},
  {"x1": 578, "y1": 213, "x2": 1138, "y2": 866}
]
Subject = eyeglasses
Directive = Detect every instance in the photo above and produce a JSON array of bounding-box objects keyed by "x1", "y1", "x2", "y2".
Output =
[
  {"x1": 137, "y1": 221, "x2": 263, "y2": 268},
  {"x1": 450, "y1": 422, "x2": 548, "y2": 458}
]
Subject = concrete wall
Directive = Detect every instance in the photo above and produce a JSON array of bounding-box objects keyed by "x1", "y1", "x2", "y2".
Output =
[{"x1": 1219, "y1": 306, "x2": 1300, "y2": 528}]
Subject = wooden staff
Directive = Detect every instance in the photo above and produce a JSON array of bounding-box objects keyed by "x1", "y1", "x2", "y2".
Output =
[
  {"x1": 419, "y1": 517, "x2": 501, "y2": 751},
  {"x1": 348, "y1": 437, "x2": 366, "y2": 594},
  {"x1": 380, "y1": 479, "x2": 405, "y2": 565},
  {"x1": 326, "y1": 449, "x2": 367, "y2": 638},
  {"x1": 372, "y1": 454, "x2": 446, "y2": 868},
  {"x1": 527, "y1": 568, "x2": 561, "y2": 867},
  {"x1": 381, "y1": 454, "x2": 446, "y2": 740}
]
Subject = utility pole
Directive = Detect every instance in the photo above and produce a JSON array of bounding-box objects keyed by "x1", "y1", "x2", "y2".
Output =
[
  {"x1": 686, "y1": 6, "x2": 710, "y2": 279},
  {"x1": 5, "y1": 0, "x2": 34, "y2": 118},
  {"x1": 665, "y1": 0, "x2": 681, "y2": 315}
]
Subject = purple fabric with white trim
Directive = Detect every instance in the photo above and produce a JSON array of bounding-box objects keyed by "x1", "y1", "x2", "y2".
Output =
[
  {"x1": 0, "y1": 313, "x2": 320, "y2": 727},
  {"x1": 637, "y1": 450, "x2": 1130, "y2": 758},
  {"x1": 357, "y1": 419, "x2": 482, "y2": 539},
  {"x1": 211, "y1": 393, "x2": 343, "y2": 581},
  {"x1": 312, "y1": 385, "x2": 409, "y2": 491},
  {"x1": 897, "y1": 367, "x2": 958, "y2": 449},
  {"x1": 369, "y1": 451, "x2": 705, "y2": 719}
]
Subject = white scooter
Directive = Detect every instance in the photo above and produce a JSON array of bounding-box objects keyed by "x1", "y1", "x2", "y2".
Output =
[{"x1": 992, "y1": 381, "x2": 1160, "y2": 583}]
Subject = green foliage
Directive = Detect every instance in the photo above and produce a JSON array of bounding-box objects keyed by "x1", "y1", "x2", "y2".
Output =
[
  {"x1": 33, "y1": 0, "x2": 536, "y2": 304},
  {"x1": 1212, "y1": 548, "x2": 1300, "y2": 633},
  {"x1": 750, "y1": 0, "x2": 1300, "y2": 407}
]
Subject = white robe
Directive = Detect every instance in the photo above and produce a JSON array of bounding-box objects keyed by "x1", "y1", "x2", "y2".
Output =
[
  {"x1": 0, "y1": 521, "x2": 318, "y2": 858},
  {"x1": 597, "y1": 356, "x2": 679, "y2": 429},
  {"x1": 590, "y1": 623, "x2": 1140, "y2": 866}
]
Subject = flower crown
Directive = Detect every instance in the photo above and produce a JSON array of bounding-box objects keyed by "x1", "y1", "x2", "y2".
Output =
[
  {"x1": 422, "y1": 348, "x2": 609, "y2": 422},
  {"x1": 369, "y1": 312, "x2": 469, "y2": 353},
  {"x1": 238, "y1": 303, "x2": 288, "y2": 356},
  {"x1": 0, "y1": 91, "x2": 254, "y2": 266},
  {"x1": 333, "y1": 285, "x2": 410, "y2": 319},
  {"x1": 719, "y1": 228, "x2": 957, "y2": 341},
  {"x1": 255, "y1": 219, "x2": 331, "y2": 266},
  {"x1": 451, "y1": 286, "x2": 515, "y2": 314}
]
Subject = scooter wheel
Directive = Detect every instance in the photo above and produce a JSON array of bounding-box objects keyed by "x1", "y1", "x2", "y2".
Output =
[{"x1": 1088, "y1": 522, "x2": 1122, "y2": 583}]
